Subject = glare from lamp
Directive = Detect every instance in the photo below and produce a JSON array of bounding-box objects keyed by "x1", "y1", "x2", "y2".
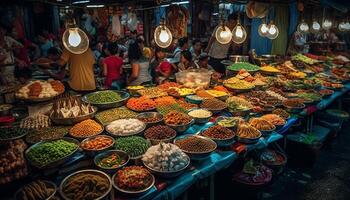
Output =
[
  {"x1": 266, "y1": 23, "x2": 279, "y2": 40},
  {"x1": 235, "y1": 26, "x2": 244, "y2": 38},
  {"x1": 344, "y1": 21, "x2": 350, "y2": 30},
  {"x1": 159, "y1": 29, "x2": 170, "y2": 43},
  {"x1": 258, "y1": 23, "x2": 269, "y2": 37},
  {"x1": 338, "y1": 22, "x2": 346, "y2": 32},
  {"x1": 322, "y1": 19, "x2": 332, "y2": 30},
  {"x1": 232, "y1": 24, "x2": 247, "y2": 44},
  {"x1": 268, "y1": 25, "x2": 277, "y2": 35},
  {"x1": 215, "y1": 26, "x2": 232, "y2": 44},
  {"x1": 68, "y1": 29, "x2": 81, "y2": 47},
  {"x1": 311, "y1": 21, "x2": 321, "y2": 32}
]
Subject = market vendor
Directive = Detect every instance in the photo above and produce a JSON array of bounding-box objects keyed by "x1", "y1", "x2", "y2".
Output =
[
  {"x1": 287, "y1": 30, "x2": 307, "y2": 55},
  {"x1": 205, "y1": 13, "x2": 237, "y2": 74},
  {"x1": 177, "y1": 50, "x2": 194, "y2": 71}
]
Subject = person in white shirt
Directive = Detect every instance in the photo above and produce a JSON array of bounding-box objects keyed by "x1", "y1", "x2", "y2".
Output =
[
  {"x1": 172, "y1": 37, "x2": 189, "y2": 64},
  {"x1": 190, "y1": 39, "x2": 202, "y2": 62},
  {"x1": 205, "y1": 13, "x2": 237, "y2": 74}
]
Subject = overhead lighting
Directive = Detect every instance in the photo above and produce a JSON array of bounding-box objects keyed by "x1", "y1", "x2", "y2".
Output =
[
  {"x1": 171, "y1": 1, "x2": 189, "y2": 5},
  {"x1": 154, "y1": 19, "x2": 173, "y2": 48},
  {"x1": 214, "y1": 16, "x2": 233, "y2": 45},
  {"x1": 338, "y1": 22, "x2": 347, "y2": 32},
  {"x1": 232, "y1": 16, "x2": 247, "y2": 44},
  {"x1": 62, "y1": 19, "x2": 89, "y2": 54},
  {"x1": 297, "y1": 20, "x2": 309, "y2": 33},
  {"x1": 266, "y1": 21, "x2": 279, "y2": 40},
  {"x1": 311, "y1": 20, "x2": 321, "y2": 33},
  {"x1": 322, "y1": 19, "x2": 332, "y2": 30},
  {"x1": 212, "y1": 13, "x2": 219, "y2": 16},
  {"x1": 72, "y1": 0, "x2": 90, "y2": 4},
  {"x1": 258, "y1": 18, "x2": 269, "y2": 37},
  {"x1": 86, "y1": 4, "x2": 105, "y2": 8}
]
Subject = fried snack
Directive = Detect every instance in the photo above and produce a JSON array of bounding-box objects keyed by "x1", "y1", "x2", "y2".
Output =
[
  {"x1": 249, "y1": 118, "x2": 275, "y2": 131},
  {"x1": 237, "y1": 124, "x2": 261, "y2": 139},
  {"x1": 17, "y1": 180, "x2": 55, "y2": 200},
  {"x1": 261, "y1": 114, "x2": 286, "y2": 126}
]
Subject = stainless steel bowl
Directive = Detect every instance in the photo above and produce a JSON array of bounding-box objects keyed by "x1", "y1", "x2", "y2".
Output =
[
  {"x1": 94, "y1": 150, "x2": 130, "y2": 174},
  {"x1": 174, "y1": 135, "x2": 217, "y2": 161},
  {"x1": 14, "y1": 180, "x2": 57, "y2": 200},
  {"x1": 82, "y1": 90, "x2": 130, "y2": 109},
  {"x1": 25, "y1": 137, "x2": 80, "y2": 169},
  {"x1": 136, "y1": 112, "x2": 164, "y2": 127},
  {"x1": 229, "y1": 55, "x2": 249, "y2": 63},
  {"x1": 59, "y1": 169, "x2": 112, "y2": 200},
  {"x1": 81, "y1": 135, "x2": 115, "y2": 156},
  {"x1": 236, "y1": 133, "x2": 262, "y2": 144},
  {"x1": 146, "y1": 134, "x2": 177, "y2": 145},
  {"x1": 143, "y1": 155, "x2": 190, "y2": 178},
  {"x1": 200, "y1": 127, "x2": 236, "y2": 147},
  {"x1": 259, "y1": 127, "x2": 276, "y2": 136},
  {"x1": 112, "y1": 170, "x2": 155, "y2": 196},
  {"x1": 50, "y1": 106, "x2": 98, "y2": 125},
  {"x1": 188, "y1": 108, "x2": 212, "y2": 124},
  {"x1": 283, "y1": 104, "x2": 305, "y2": 114},
  {"x1": 165, "y1": 119, "x2": 195, "y2": 133}
]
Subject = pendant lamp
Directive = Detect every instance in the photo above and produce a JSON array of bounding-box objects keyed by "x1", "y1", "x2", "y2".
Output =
[
  {"x1": 62, "y1": 19, "x2": 89, "y2": 54},
  {"x1": 266, "y1": 21, "x2": 279, "y2": 40},
  {"x1": 258, "y1": 18, "x2": 269, "y2": 37},
  {"x1": 232, "y1": 15, "x2": 247, "y2": 44},
  {"x1": 338, "y1": 21, "x2": 347, "y2": 32},
  {"x1": 322, "y1": 19, "x2": 332, "y2": 30},
  {"x1": 311, "y1": 20, "x2": 321, "y2": 33},
  {"x1": 154, "y1": 19, "x2": 173, "y2": 48},
  {"x1": 297, "y1": 20, "x2": 309, "y2": 33},
  {"x1": 215, "y1": 15, "x2": 233, "y2": 45}
]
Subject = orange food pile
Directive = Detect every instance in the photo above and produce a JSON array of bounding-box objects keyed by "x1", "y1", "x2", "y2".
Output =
[
  {"x1": 261, "y1": 114, "x2": 286, "y2": 126},
  {"x1": 81, "y1": 135, "x2": 113, "y2": 150},
  {"x1": 70, "y1": 119, "x2": 103, "y2": 137},
  {"x1": 126, "y1": 97, "x2": 156, "y2": 111},
  {"x1": 154, "y1": 96, "x2": 176, "y2": 106},
  {"x1": 213, "y1": 85, "x2": 229, "y2": 93},
  {"x1": 28, "y1": 82, "x2": 42, "y2": 97},
  {"x1": 164, "y1": 111, "x2": 192, "y2": 125},
  {"x1": 49, "y1": 80, "x2": 65, "y2": 93},
  {"x1": 177, "y1": 99, "x2": 198, "y2": 110},
  {"x1": 196, "y1": 90, "x2": 214, "y2": 99},
  {"x1": 157, "y1": 82, "x2": 180, "y2": 90}
]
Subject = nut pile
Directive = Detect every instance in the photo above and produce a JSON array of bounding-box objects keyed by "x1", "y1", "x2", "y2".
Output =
[
  {"x1": 200, "y1": 99, "x2": 227, "y2": 111},
  {"x1": 69, "y1": 119, "x2": 102, "y2": 138},
  {"x1": 188, "y1": 109, "x2": 212, "y2": 118},
  {"x1": 202, "y1": 125, "x2": 235, "y2": 140},
  {"x1": 175, "y1": 136, "x2": 216, "y2": 153},
  {"x1": 164, "y1": 111, "x2": 192, "y2": 125},
  {"x1": 144, "y1": 125, "x2": 176, "y2": 140}
]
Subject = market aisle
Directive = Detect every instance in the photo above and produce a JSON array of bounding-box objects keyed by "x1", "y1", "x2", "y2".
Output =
[{"x1": 265, "y1": 122, "x2": 350, "y2": 200}]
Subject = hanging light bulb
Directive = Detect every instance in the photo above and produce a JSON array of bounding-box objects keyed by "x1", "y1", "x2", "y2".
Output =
[
  {"x1": 338, "y1": 22, "x2": 347, "y2": 32},
  {"x1": 214, "y1": 15, "x2": 232, "y2": 45},
  {"x1": 154, "y1": 19, "x2": 173, "y2": 48},
  {"x1": 344, "y1": 21, "x2": 350, "y2": 31},
  {"x1": 311, "y1": 20, "x2": 321, "y2": 33},
  {"x1": 322, "y1": 19, "x2": 332, "y2": 30},
  {"x1": 62, "y1": 19, "x2": 89, "y2": 54},
  {"x1": 266, "y1": 21, "x2": 279, "y2": 40},
  {"x1": 232, "y1": 16, "x2": 247, "y2": 44},
  {"x1": 297, "y1": 19, "x2": 309, "y2": 33},
  {"x1": 258, "y1": 18, "x2": 269, "y2": 37}
]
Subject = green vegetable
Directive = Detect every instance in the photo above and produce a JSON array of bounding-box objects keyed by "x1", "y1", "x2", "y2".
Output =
[
  {"x1": 95, "y1": 107, "x2": 137, "y2": 125},
  {"x1": 0, "y1": 127, "x2": 27, "y2": 140},
  {"x1": 156, "y1": 104, "x2": 187, "y2": 116},
  {"x1": 115, "y1": 136, "x2": 150, "y2": 158},
  {"x1": 227, "y1": 62, "x2": 260, "y2": 72},
  {"x1": 27, "y1": 139, "x2": 78, "y2": 166},
  {"x1": 26, "y1": 126, "x2": 70, "y2": 144},
  {"x1": 87, "y1": 91, "x2": 122, "y2": 104},
  {"x1": 297, "y1": 93, "x2": 322, "y2": 101},
  {"x1": 218, "y1": 118, "x2": 236, "y2": 127}
]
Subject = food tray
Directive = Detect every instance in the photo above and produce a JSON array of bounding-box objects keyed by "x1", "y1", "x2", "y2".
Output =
[
  {"x1": 59, "y1": 169, "x2": 112, "y2": 200},
  {"x1": 80, "y1": 135, "x2": 115, "y2": 156},
  {"x1": 16, "y1": 91, "x2": 64, "y2": 102},
  {"x1": 82, "y1": 90, "x2": 130, "y2": 109},
  {"x1": 50, "y1": 106, "x2": 98, "y2": 125},
  {"x1": 25, "y1": 137, "x2": 80, "y2": 169}
]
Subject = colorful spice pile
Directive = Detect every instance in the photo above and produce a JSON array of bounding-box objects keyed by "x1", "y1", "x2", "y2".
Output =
[
  {"x1": 177, "y1": 99, "x2": 198, "y2": 110},
  {"x1": 261, "y1": 114, "x2": 286, "y2": 126},
  {"x1": 115, "y1": 136, "x2": 150, "y2": 158},
  {"x1": 157, "y1": 104, "x2": 187, "y2": 115},
  {"x1": 137, "y1": 114, "x2": 163, "y2": 123},
  {"x1": 164, "y1": 111, "x2": 192, "y2": 125},
  {"x1": 283, "y1": 99, "x2": 305, "y2": 108},
  {"x1": 272, "y1": 109, "x2": 290, "y2": 120},
  {"x1": 200, "y1": 98, "x2": 227, "y2": 111},
  {"x1": 249, "y1": 118, "x2": 275, "y2": 131},
  {"x1": 202, "y1": 125, "x2": 235, "y2": 140},
  {"x1": 95, "y1": 108, "x2": 137, "y2": 125},
  {"x1": 237, "y1": 124, "x2": 261, "y2": 139},
  {"x1": 69, "y1": 119, "x2": 102, "y2": 138},
  {"x1": 27, "y1": 139, "x2": 78, "y2": 167},
  {"x1": 175, "y1": 136, "x2": 216, "y2": 153},
  {"x1": 157, "y1": 82, "x2": 180, "y2": 90},
  {"x1": 138, "y1": 87, "x2": 167, "y2": 98},
  {"x1": 81, "y1": 135, "x2": 114, "y2": 151},
  {"x1": 144, "y1": 125, "x2": 176, "y2": 140},
  {"x1": 87, "y1": 90, "x2": 122, "y2": 104},
  {"x1": 154, "y1": 96, "x2": 176, "y2": 106},
  {"x1": 126, "y1": 97, "x2": 156, "y2": 111}
]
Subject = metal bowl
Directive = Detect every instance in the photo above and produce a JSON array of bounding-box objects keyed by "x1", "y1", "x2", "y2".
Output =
[
  {"x1": 200, "y1": 127, "x2": 236, "y2": 147},
  {"x1": 188, "y1": 108, "x2": 212, "y2": 124},
  {"x1": 16, "y1": 91, "x2": 64, "y2": 102},
  {"x1": 128, "y1": 106, "x2": 156, "y2": 113},
  {"x1": 82, "y1": 90, "x2": 130, "y2": 109},
  {"x1": 25, "y1": 137, "x2": 80, "y2": 169},
  {"x1": 0, "y1": 104, "x2": 13, "y2": 116},
  {"x1": 259, "y1": 127, "x2": 276, "y2": 136},
  {"x1": 229, "y1": 55, "x2": 249, "y2": 63},
  {"x1": 143, "y1": 155, "x2": 190, "y2": 178},
  {"x1": 0, "y1": 127, "x2": 29, "y2": 143},
  {"x1": 105, "y1": 119, "x2": 146, "y2": 137},
  {"x1": 136, "y1": 112, "x2": 164, "y2": 127},
  {"x1": 215, "y1": 116, "x2": 238, "y2": 130},
  {"x1": 112, "y1": 170, "x2": 155, "y2": 196},
  {"x1": 69, "y1": 123, "x2": 104, "y2": 140},
  {"x1": 174, "y1": 135, "x2": 217, "y2": 160},
  {"x1": 94, "y1": 150, "x2": 130, "y2": 174},
  {"x1": 59, "y1": 169, "x2": 112, "y2": 200},
  {"x1": 80, "y1": 135, "x2": 115, "y2": 156},
  {"x1": 146, "y1": 133, "x2": 177, "y2": 145},
  {"x1": 165, "y1": 119, "x2": 195, "y2": 133},
  {"x1": 14, "y1": 180, "x2": 57, "y2": 200},
  {"x1": 50, "y1": 106, "x2": 98, "y2": 125},
  {"x1": 236, "y1": 131, "x2": 262, "y2": 144},
  {"x1": 283, "y1": 104, "x2": 305, "y2": 114},
  {"x1": 229, "y1": 108, "x2": 252, "y2": 118}
]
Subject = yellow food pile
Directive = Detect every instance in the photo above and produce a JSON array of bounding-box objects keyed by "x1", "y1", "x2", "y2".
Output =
[{"x1": 260, "y1": 66, "x2": 280, "y2": 73}]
